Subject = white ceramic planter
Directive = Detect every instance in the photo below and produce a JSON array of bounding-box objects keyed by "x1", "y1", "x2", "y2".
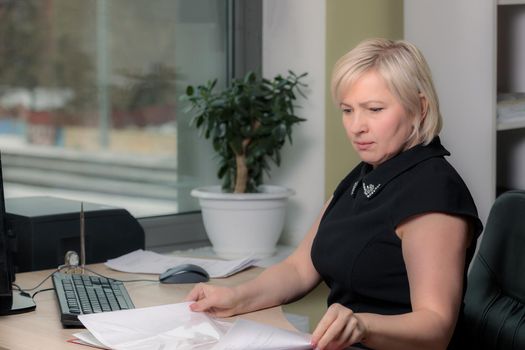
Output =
[{"x1": 191, "y1": 185, "x2": 294, "y2": 259}]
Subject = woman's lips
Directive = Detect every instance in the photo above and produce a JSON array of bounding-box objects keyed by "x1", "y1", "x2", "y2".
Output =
[{"x1": 354, "y1": 141, "x2": 374, "y2": 151}]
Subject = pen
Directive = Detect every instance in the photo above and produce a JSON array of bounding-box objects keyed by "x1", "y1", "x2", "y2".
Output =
[{"x1": 80, "y1": 202, "x2": 85, "y2": 273}]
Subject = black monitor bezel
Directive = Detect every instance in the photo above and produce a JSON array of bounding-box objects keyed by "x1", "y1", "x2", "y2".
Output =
[{"x1": 0, "y1": 152, "x2": 35, "y2": 315}]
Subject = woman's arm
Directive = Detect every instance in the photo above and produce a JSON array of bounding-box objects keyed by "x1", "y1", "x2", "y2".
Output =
[
  {"x1": 312, "y1": 212, "x2": 471, "y2": 350},
  {"x1": 185, "y1": 198, "x2": 332, "y2": 317}
]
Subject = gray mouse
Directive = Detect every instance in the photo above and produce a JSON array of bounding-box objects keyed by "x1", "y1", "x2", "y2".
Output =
[{"x1": 159, "y1": 263, "x2": 210, "y2": 284}]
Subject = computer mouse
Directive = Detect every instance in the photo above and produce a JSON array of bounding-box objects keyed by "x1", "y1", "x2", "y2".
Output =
[{"x1": 159, "y1": 263, "x2": 210, "y2": 284}]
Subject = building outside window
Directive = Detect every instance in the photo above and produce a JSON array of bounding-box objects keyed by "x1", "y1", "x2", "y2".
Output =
[{"x1": 0, "y1": 0, "x2": 259, "y2": 222}]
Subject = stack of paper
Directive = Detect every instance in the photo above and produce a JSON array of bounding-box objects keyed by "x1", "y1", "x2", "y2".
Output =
[
  {"x1": 71, "y1": 302, "x2": 313, "y2": 350},
  {"x1": 105, "y1": 249, "x2": 258, "y2": 278}
]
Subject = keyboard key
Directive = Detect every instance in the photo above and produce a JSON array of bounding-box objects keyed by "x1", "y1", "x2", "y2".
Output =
[{"x1": 52, "y1": 272, "x2": 135, "y2": 327}]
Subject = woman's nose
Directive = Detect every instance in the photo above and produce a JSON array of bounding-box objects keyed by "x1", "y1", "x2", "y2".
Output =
[{"x1": 346, "y1": 113, "x2": 367, "y2": 134}]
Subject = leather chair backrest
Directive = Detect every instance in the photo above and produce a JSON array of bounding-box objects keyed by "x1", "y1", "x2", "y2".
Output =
[{"x1": 463, "y1": 190, "x2": 525, "y2": 349}]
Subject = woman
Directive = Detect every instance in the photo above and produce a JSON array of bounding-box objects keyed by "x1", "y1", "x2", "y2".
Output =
[{"x1": 186, "y1": 38, "x2": 482, "y2": 350}]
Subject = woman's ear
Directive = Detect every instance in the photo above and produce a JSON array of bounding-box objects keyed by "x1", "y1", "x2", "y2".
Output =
[{"x1": 419, "y1": 93, "x2": 429, "y2": 121}]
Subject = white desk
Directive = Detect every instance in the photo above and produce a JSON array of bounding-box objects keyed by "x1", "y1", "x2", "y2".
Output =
[{"x1": 0, "y1": 264, "x2": 296, "y2": 350}]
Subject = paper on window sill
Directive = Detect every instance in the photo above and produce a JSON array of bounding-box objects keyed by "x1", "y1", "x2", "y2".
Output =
[
  {"x1": 74, "y1": 302, "x2": 312, "y2": 350},
  {"x1": 105, "y1": 249, "x2": 258, "y2": 278}
]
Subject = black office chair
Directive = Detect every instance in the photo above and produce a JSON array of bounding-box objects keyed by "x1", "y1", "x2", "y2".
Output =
[{"x1": 462, "y1": 190, "x2": 525, "y2": 349}]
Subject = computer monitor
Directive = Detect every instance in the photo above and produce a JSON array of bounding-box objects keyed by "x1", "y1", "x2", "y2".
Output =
[{"x1": 0, "y1": 152, "x2": 35, "y2": 315}]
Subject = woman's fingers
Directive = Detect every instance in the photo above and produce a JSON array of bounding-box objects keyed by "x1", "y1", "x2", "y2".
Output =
[
  {"x1": 311, "y1": 306, "x2": 338, "y2": 346},
  {"x1": 311, "y1": 303, "x2": 365, "y2": 350},
  {"x1": 184, "y1": 283, "x2": 238, "y2": 317},
  {"x1": 185, "y1": 283, "x2": 207, "y2": 302}
]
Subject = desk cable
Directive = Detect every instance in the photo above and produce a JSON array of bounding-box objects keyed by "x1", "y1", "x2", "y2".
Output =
[
  {"x1": 12, "y1": 265, "x2": 68, "y2": 300},
  {"x1": 80, "y1": 265, "x2": 159, "y2": 284},
  {"x1": 13, "y1": 264, "x2": 159, "y2": 301}
]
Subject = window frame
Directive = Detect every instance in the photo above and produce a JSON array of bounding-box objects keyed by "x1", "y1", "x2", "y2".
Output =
[{"x1": 143, "y1": 0, "x2": 262, "y2": 251}]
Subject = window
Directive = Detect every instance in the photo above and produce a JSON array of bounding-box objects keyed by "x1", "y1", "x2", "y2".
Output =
[{"x1": 0, "y1": 0, "x2": 260, "y2": 226}]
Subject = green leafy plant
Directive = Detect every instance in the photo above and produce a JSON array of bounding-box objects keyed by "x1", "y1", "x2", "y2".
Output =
[{"x1": 183, "y1": 71, "x2": 307, "y2": 193}]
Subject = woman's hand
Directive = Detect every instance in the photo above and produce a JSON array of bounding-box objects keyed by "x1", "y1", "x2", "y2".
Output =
[
  {"x1": 311, "y1": 303, "x2": 368, "y2": 350},
  {"x1": 185, "y1": 283, "x2": 241, "y2": 318}
]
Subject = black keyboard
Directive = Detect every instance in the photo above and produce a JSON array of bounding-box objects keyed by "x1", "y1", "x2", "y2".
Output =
[{"x1": 52, "y1": 272, "x2": 134, "y2": 327}]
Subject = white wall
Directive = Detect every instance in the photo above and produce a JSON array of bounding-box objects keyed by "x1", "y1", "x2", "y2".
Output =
[
  {"x1": 262, "y1": 0, "x2": 326, "y2": 245},
  {"x1": 404, "y1": 0, "x2": 496, "y2": 225},
  {"x1": 498, "y1": 6, "x2": 525, "y2": 92}
]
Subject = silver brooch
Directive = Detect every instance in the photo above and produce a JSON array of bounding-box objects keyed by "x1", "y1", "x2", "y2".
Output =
[
  {"x1": 363, "y1": 182, "x2": 381, "y2": 198},
  {"x1": 350, "y1": 181, "x2": 359, "y2": 196}
]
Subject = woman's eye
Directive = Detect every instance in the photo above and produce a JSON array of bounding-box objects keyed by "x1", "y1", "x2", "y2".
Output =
[
  {"x1": 342, "y1": 108, "x2": 352, "y2": 113},
  {"x1": 370, "y1": 107, "x2": 383, "y2": 112}
]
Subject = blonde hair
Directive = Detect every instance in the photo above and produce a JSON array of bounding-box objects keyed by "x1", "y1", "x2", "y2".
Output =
[{"x1": 331, "y1": 38, "x2": 442, "y2": 146}]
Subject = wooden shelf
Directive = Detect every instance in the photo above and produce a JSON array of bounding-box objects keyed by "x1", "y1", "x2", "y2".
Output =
[
  {"x1": 497, "y1": 116, "x2": 525, "y2": 130},
  {"x1": 499, "y1": 0, "x2": 525, "y2": 5}
]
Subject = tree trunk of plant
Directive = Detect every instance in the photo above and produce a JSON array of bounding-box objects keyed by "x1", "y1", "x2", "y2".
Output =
[
  {"x1": 234, "y1": 153, "x2": 248, "y2": 193},
  {"x1": 233, "y1": 121, "x2": 260, "y2": 193}
]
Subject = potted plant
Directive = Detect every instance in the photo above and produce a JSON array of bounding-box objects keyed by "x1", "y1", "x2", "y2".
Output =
[{"x1": 183, "y1": 70, "x2": 307, "y2": 258}]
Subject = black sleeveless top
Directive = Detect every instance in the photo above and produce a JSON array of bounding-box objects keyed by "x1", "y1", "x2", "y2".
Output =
[{"x1": 311, "y1": 137, "x2": 483, "y2": 349}]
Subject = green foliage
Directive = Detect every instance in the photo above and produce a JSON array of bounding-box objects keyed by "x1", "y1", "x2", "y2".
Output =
[{"x1": 182, "y1": 71, "x2": 308, "y2": 193}]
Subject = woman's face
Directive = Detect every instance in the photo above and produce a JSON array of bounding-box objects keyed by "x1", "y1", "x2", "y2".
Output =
[{"x1": 340, "y1": 70, "x2": 415, "y2": 168}]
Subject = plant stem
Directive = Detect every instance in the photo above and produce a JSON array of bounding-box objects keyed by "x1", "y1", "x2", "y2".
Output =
[
  {"x1": 234, "y1": 152, "x2": 248, "y2": 193},
  {"x1": 233, "y1": 120, "x2": 261, "y2": 193}
]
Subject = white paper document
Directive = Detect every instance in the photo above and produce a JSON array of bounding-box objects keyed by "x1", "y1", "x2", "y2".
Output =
[
  {"x1": 105, "y1": 249, "x2": 258, "y2": 278},
  {"x1": 74, "y1": 302, "x2": 312, "y2": 350},
  {"x1": 210, "y1": 319, "x2": 312, "y2": 350}
]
